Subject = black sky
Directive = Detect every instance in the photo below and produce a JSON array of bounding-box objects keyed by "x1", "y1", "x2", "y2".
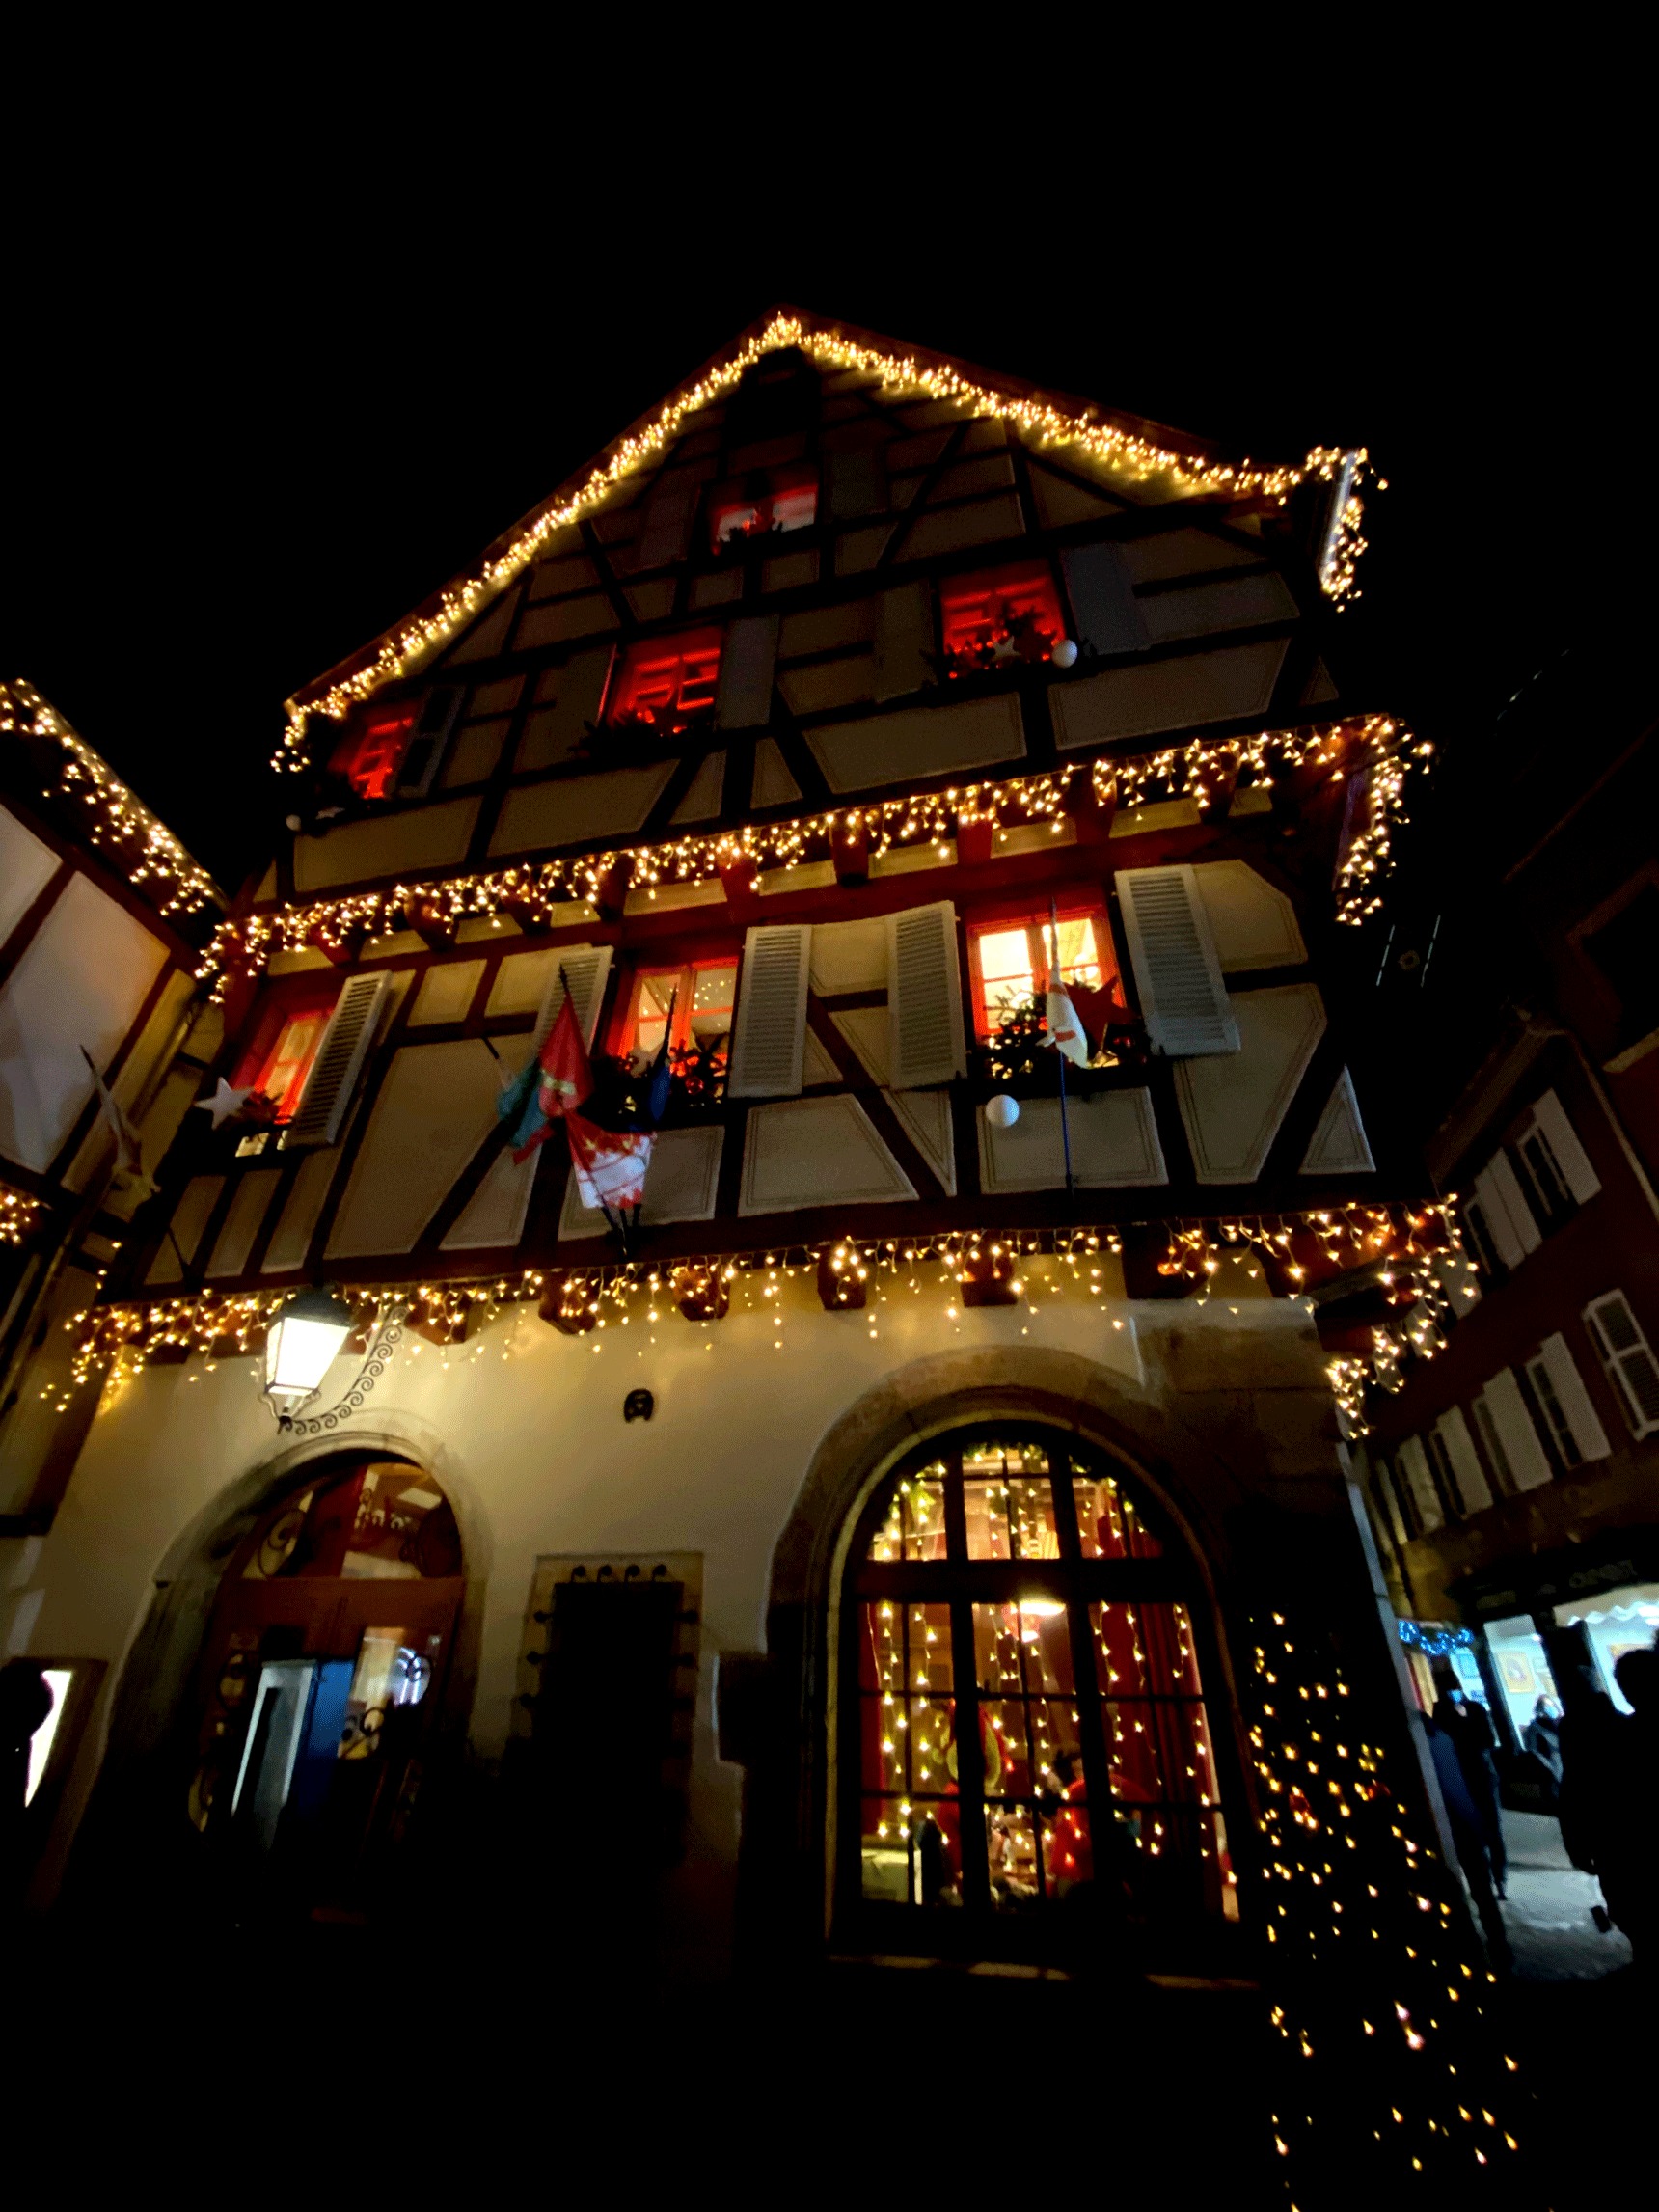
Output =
[{"x1": 5, "y1": 127, "x2": 1650, "y2": 899}]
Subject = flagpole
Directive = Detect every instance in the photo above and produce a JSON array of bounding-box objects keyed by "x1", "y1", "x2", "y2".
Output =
[{"x1": 1049, "y1": 896, "x2": 1074, "y2": 1199}]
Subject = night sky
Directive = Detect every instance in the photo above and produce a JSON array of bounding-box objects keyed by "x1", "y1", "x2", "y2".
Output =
[{"x1": 6, "y1": 176, "x2": 1649, "y2": 901}]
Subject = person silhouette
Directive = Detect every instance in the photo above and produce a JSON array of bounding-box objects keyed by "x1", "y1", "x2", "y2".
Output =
[{"x1": 1597, "y1": 1648, "x2": 1659, "y2": 1965}]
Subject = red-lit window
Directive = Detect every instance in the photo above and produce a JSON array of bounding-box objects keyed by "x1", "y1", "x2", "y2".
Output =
[
  {"x1": 966, "y1": 908, "x2": 1120, "y2": 1041},
  {"x1": 708, "y1": 465, "x2": 818, "y2": 549},
  {"x1": 606, "y1": 631, "x2": 723, "y2": 735},
  {"x1": 330, "y1": 701, "x2": 420, "y2": 801},
  {"x1": 940, "y1": 563, "x2": 1067, "y2": 673},
  {"x1": 616, "y1": 958, "x2": 739, "y2": 1066},
  {"x1": 234, "y1": 990, "x2": 337, "y2": 1121}
]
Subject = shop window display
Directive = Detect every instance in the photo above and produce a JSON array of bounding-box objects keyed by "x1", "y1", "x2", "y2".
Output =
[{"x1": 847, "y1": 1432, "x2": 1232, "y2": 1951}]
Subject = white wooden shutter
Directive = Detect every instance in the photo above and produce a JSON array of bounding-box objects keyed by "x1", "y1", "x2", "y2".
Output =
[
  {"x1": 1435, "y1": 1406, "x2": 1493, "y2": 1515},
  {"x1": 397, "y1": 685, "x2": 464, "y2": 796},
  {"x1": 873, "y1": 582, "x2": 933, "y2": 702},
  {"x1": 1583, "y1": 1290, "x2": 1659, "y2": 1435},
  {"x1": 1479, "y1": 1369, "x2": 1554, "y2": 1493},
  {"x1": 1371, "y1": 1460, "x2": 1409, "y2": 1548},
  {"x1": 285, "y1": 973, "x2": 390, "y2": 1148},
  {"x1": 1526, "y1": 1333, "x2": 1612, "y2": 1465},
  {"x1": 1471, "y1": 1154, "x2": 1540, "y2": 1268},
  {"x1": 530, "y1": 944, "x2": 613, "y2": 1054},
  {"x1": 634, "y1": 467, "x2": 703, "y2": 570},
  {"x1": 727, "y1": 924, "x2": 812, "y2": 1098},
  {"x1": 1397, "y1": 1435, "x2": 1442, "y2": 1534},
  {"x1": 886, "y1": 900, "x2": 966, "y2": 1090},
  {"x1": 1060, "y1": 542, "x2": 1147, "y2": 656},
  {"x1": 1521, "y1": 1090, "x2": 1601, "y2": 1205},
  {"x1": 1116, "y1": 866, "x2": 1239, "y2": 1057},
  {"x1": 715, "y1": 615, "x2": 780, "y2": 730},
  {"x1": 828, "y1": 447, "x2": 884, "y2": 519}
]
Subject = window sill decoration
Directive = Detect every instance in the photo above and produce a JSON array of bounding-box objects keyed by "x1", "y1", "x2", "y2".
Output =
[{"x1": 273, "y1": 311, "x2": 1369, "y2": 777}]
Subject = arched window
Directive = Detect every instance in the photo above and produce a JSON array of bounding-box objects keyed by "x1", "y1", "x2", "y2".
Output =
[{"x1": 842, "y1": 1429, "x2": 1235, "y2": 1950}]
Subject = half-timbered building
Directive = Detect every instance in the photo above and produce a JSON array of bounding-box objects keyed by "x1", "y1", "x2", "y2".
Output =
[{"x1": 1, "y1": 315, "x2": 1521, "y2": 2171}]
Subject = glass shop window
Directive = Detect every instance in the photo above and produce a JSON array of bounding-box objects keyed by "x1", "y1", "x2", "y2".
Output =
[
  {"x1": 966, "y1": 907, "x2": 1118, "y2": 1041},
  {"x1": 708, "y1": 464, "x2": 818, "y2": 549},
  {"x1": 616, "y1": 957, "x2": 739, "y2": 1079},
  {"x1": 605, "y1": 630, "x2": 723, "y2": 735},
  {"x1": 330, "y1": 700, "x2": 420, "y2": 801},
  {"x1": 849, "y1": 1432, "x2": 1232, "y2": 1935},
  {"x1": 940, "y1": 562, "x2": 1067, "y2": 673}
]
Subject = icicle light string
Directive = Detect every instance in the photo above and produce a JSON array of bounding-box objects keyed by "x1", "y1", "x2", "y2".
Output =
[
  {"x1": 1, "y1": 1185, "x2": 47, "y2": 1249},
  {"x1": 276, "y1": 313, "x2": 1370, "y2": 772},
  {"x1": 212, "y1": 717, "x2": 1427, "y2": 996},
  {"x1": 0, "y1": 680, "x2": 222, "y2": 918},
  {"x1": 58, "y1": 1203, "x2": 1459, "y2": 1412}
]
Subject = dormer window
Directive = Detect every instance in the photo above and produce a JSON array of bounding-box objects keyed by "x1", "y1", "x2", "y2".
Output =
[
  {"x1": 941, "y1": 562, "x2": 1068, "y2": 674},
  {"x1": 605, "y1": 630, "x2": 723, "y2": 735},
  {"x1": 709, "y1": 465, "x2": 818, "y2": 549}
]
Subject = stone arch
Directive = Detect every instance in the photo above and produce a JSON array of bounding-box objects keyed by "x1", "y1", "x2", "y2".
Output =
[{"x1": 742, "y1": 1344, "x2": 1262, "y2": 1961}]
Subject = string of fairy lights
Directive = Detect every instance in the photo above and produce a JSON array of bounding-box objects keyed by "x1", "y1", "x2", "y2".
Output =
[
  {"x1": 1, "y1": 1185, "x2": 47, "y2": 1249},
  {"x1": 206, "y1": 714, "x2": 1426, "y2": 997},
  {"x1": 1249, "y1": 1612, "x2": 1524, "y2": 2188},
  {"x1": 0, "y1": 679, "x2": 222, "y2": 919},
  {"x1": 50, "y1": 1204, "x2": 1461, "y2": 1418},
  {"x1": 274, "y1": 311, "x2": 1371, "y2": 774}
]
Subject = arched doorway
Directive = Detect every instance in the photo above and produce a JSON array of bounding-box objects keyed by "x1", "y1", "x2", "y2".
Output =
[
  {"x1": 839, "y1": 1425, "x2": 1238, "y2": 1964},
  {"x1": 188, "y1": 1455, "x2": 465, "y2": 1917}
]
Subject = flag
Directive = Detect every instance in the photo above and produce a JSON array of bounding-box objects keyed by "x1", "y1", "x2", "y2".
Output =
[
  {"x1": 501, "y1": 991, "x2": 593, "y2": 1163},
  {"x1": 565, "y1": 1114, "x2": 654, "y2": 1213},
  {"x1": 80, "y1": 1046, "x2": 142, "y2": 1172},
  {"x1": 1044, "y1": 986, "x2": 1090, "y2": 1068}
]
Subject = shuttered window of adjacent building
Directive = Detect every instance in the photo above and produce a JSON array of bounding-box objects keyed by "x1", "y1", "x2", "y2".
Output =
[
  {"x1": 1115, "y1": 866, "x2": 1238, "y2": 1058},
  {"x1": 285, "y1": 973, "x2": 390, "y2": 1148},
  {"x1": 886, "y1": 901, "x2": 966, "y2": 1090},
  {"x1": 1468, "y1": 1153, "x2": 1541, "y2": 1271},
  {"x1": 1583, "y1": 1291, "x2": 1659, "y2": 1436},
  {"x1": 1477, "y1": 1368, "x2": 1554, "y2": 1493},
  {"x1": 1396, "y1": 1435, "x2": 1443, "y2": 1534},
  {"x1": 1525, "y1": 1333, "x2": 1612, "y2": 1467},
  {"x1": 1435, "y1": 1407, "x2": 1493, "y2": 1515},
  {"x1": 727, "y1": 924, "x2": 811, "y2": 1098},
  {"x1": 1515, "y1": 1088, "x2": 1601, "y2": 1219}
]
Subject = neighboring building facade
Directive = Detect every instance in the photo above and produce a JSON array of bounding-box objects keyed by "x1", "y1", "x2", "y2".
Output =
[
  {"x1": 1356, "y1": 650, "x2": 1659, "y2": 1763},
  {"x1": 8, "y1": 317, "x2": 1490, "y2": 2102}
]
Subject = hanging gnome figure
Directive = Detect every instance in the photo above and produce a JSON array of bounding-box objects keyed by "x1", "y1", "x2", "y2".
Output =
[{"x1": 495, "y1": 976, "x2": 672, "y2": 1250}]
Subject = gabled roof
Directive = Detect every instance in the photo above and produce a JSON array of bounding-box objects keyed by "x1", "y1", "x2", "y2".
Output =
[{"x1": 278, "y1": 307, "x2": 1364, "y2": 771}]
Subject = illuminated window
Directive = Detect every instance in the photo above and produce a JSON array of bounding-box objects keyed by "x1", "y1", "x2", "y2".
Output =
[
  {"x1": 331, "y1": 701, "x2": 420, "y2": 801},
  {"x1": 234, "y1": 992, "x2": 337, "y2": 1122},
  {"x1": 940, "y1": 562, "x2": 1067, "y2": 672},
  {"x1": 967, "y1": 908, "x2": 1117, "y2": 1041},
  {"x1": 606, "y1": 631, "x2": 723, "y2": 735},
  {"x1": 617, "y1": 958, "x2": 739, "y2": 1079},
  {"x1": 848, "y1": 1433, "x2": 1233, "y2": 1936},
  {"x1": 708, "y1": 465, "x2": 818, "y2": 549}
]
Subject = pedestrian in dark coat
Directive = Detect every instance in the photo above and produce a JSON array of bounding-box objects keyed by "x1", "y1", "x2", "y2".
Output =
[
  {"x1": 1596, "y1": 1649, "x2": 1659, "y2": 1966},
  {"x1": 1522, "y1": 1696, "x2": 1564, "y2": 1785},
  {"x1": 1424, "y1": 1710, "x2": 1511, "y2": 1968},
  {"x1": 1435, "y1": 1690, "x2": 1508, "y2": 1898}
]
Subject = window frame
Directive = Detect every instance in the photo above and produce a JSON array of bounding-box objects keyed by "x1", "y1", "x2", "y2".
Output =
[
  {"x1": 965, "y1": 899, "x2": 1120, "y2": 1044},
  {"x1": 603, "y1": 628, "x2": 724, "y2": 736},
  {"x1": 938, "y1": 558, "x2": 1069, "y2": 673},
  {"x1": 706, "y1": 462, "x2": 820, "y2": 552},
  {"x1": 610, "y1": 952, "x2": 741, "y2": 1067},
  {"x1": 837, "y1": 1424, "x2": 1238, "y2": 1962},
  {"x1": 232, "y1": 978, "x2": 343, "y2": 1125}
]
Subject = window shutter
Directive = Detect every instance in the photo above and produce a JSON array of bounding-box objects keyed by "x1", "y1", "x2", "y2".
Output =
[
  {"x1": 1435, "y1": 1407, "x2": 1493, "y2": 1515},
  {"x1": 285, "y1": 973, "x2": 390, "y2": 1148},
  {"x1": 1116, "y1": 866, "x2": 1239, "y2": 1057},
  {"x1": 1371, "y1": 1460, "x2": 1409, "y2": 1548},
  {"x1": 530, "y1": 944, "x2": 613, "y2": 1054},
  {"x1": 1060, "y1": 542, "x2": 1147, "y2": 657},
  {"x1": 1396, "y1": 1435, "x2": 1442, "y2": 1533},
  {"x1": 1471, "y1": 1155, "x2": 1540, "y2": 1269},
  {"x1": 828, "y1": 447, "x2": 885, "y2": 519},
  {"x1": 635, "y1": 469, "x2": 701, "y2": 570},
  {"x1": 886, "y1": 900, "x2": 966, "y2": 1090},
  {"x1": 397, "y1": 686, "x2": 465, "y2": 796},
  {"x1": 1479, "y1": 1369, "x2": 1553, "y2": 1493},
  {"x1": 873, "y1": 583, "x2": 934, "y2": 702},
  {"x1": 1522, "y1": 1090, "x2": 1601, "y2": 1205},
  {"x1": 727, "y1": 924, "x2": 812, "y2": 1098},
  {"x1": 715, "y1": 615, "x2": 780, "y2": 730},
  {"x1": 1583, "y1": 1290, "x2": 1659, "y2": 1435},
  {"x1": 1526, "y1": 1333, "x2": 1612, "y2": 1467}
]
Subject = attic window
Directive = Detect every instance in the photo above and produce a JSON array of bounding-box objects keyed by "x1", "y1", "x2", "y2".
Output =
[
  {"x1": 331, "y1": 701, "x2": 419, "y2": 801},
  {"x1": 606, "y1": 630, "x2": 723, "y2": 735},
  {"x1": 940, "y1": 562, "x2": 1067, "y2": 674},
  {"x1": 709, "y1": 466, "x2": 818, "y2": 549}
]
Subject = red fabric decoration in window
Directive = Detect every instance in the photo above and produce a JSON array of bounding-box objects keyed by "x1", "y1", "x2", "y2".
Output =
[
  {"x1": 940, "y1": 563, "x2": 1066, "y2": 672},
  {"x1": 330, "y1": 702, "x2": 419, "y2": 800},
  {"x1": 606, "y1": 630, "x2": 722, "y2": 734},
  {"x1": 708, "y1": 464, "x2": 818, "y2": 548}
]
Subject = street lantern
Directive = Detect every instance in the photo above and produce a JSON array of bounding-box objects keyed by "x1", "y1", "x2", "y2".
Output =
[{"x1": 263, "y1": 1287, "x2": 354, "y2": 1404}]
